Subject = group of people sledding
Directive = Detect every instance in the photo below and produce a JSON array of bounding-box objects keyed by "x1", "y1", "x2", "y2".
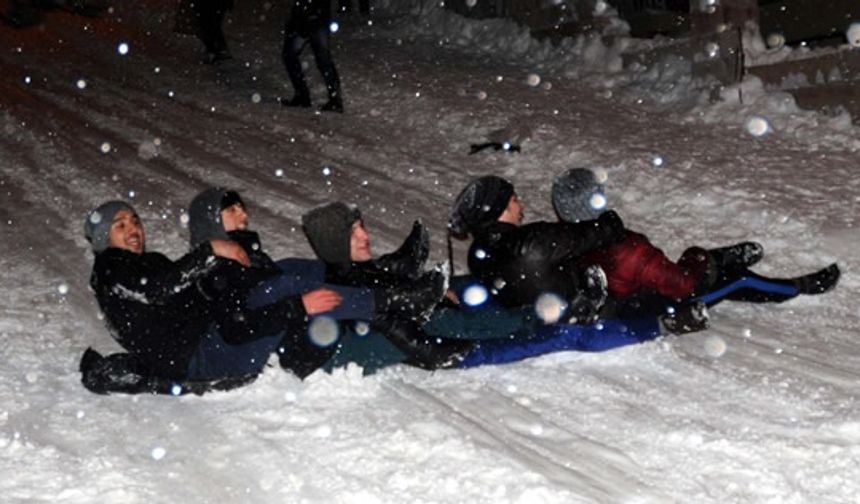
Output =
[{"x1": 80, "y1": 169, "x2": 840, "y2": 395}]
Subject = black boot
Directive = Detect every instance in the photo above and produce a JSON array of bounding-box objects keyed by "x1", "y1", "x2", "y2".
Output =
[
  {"x1": 374, "y1": 220, "x2": 429, "y2": 279},
  {"x1": 280, "y1": 94, "x2": 311, "y2": 108},
  {"x1": 377, "y1": 319, "x2": 476, "y2": 370},
  {"x1": 374, "y1": 270, "x2": 445, "y2": 322},
  {"x1": 793, "y1": 263, "x2": 840, "y2": 295},
  {"x1": 660, "y1": 302, "x2": 709, "y2": 335},
  {"x1": 319, "y1": 95, "x2": 344, "y2": 113},
  {"x1": 708, "y1": 242, "x2": 764, "y2": 272},
  {"x1": 566, "y1": 265, "x2": 608, "y2": 324}
]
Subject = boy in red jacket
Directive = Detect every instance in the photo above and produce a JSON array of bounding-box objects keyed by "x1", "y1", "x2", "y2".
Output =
[{"x1": 551, "y1": 168, "x2": 839, "y2": 317}]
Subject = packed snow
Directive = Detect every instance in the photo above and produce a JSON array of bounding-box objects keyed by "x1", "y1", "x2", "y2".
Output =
[{"x1": 1, "y1": 0, "x2": 859, "y2": 502}]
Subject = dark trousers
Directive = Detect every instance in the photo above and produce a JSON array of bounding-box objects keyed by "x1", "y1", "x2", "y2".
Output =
[
  {"x1": 338, "y1": 0, "x2": 370, "y2": 14},
  {"x1": 282, "y1": 27, "x2": 341, "y2": 100},
  {"x1": 193, "y1": 2, "x2": 228, "y2": 54}
]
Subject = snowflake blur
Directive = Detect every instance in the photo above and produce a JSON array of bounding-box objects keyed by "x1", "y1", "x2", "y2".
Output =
[
  {"x1": 308, "y1": 316, "x2": 339, "y2": 347},
  {"x1": 746, "y1": 116, "x2": 771, "y2": 137},
  {"x1": 462, "y1": 284, "x2": 489, "y2": 307},
  {"x1": 534, "y1": 293, "x2": 567, "y2": 324},
  {"x1": 847, "y1": 23, "x2": 860, "y2": 48}
]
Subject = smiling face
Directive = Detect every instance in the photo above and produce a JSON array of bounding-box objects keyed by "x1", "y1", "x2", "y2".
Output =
[
  {"x1": 220, "y1": 202, "x2": 249, "y2": 232},
  {"x1": 349, "y1": 220, "x2": 372, "y2": 262},
  {"x1": 498, "y1": 194, "x2": 524, "y2": 226},
  {"x1": 108, "y1": 209, "x2": 145, "y2": 254}
]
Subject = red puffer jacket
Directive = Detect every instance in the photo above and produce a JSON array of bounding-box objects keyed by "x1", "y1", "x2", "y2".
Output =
[{"x1": 583, "y1": 230, "x2": 710, "y2": 300}]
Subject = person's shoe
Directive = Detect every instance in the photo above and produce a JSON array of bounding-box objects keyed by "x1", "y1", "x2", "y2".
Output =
[
  {"x1": 280, "y1": 94, "x2": 312, "y2": 108},
  {"x1": 374, "y1": 270, "x2": 445, "y2": 322},
  {"x1": 375, "y1": 220, "x2": 430, "y2": 279},
  {"x1": 319, "y1": 96, "x2": 344, "y2": 113},
  {"x1": 708, "y1": 241, "x2": 764, "y2": 271},
  {"x1": 380, "y1": 319, "x2": 476, "y2": 370},
  {"x1": 566, "y1": 265, "x2": 608, "y2": 324},
  {"x1": 660, "y1": 301, "x2": 709, "y2": 335},
  {"x1": 793, "y1": 263, "x2": 840, "y2": 295},
  {"x1": 202, "y1": 49, "x2": 232, "y2": 64}
]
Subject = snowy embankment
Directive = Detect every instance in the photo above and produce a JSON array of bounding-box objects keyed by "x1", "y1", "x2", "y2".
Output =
[{"x1": 1, "y1": 0, "x2": 859, "y2": 502}]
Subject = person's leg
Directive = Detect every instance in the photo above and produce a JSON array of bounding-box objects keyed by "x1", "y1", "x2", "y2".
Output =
[
  {"x1": 698, "y1": 264, "x2": 839, "y2": 305},
  {"x1": 308, "y1": 28, "x2": 342, "y2": 108},
  {"x1": 281, "y1": 32, "x2": 311, "y2": 105},
  {"x1": 194, "y1": 3, "x2": 222, "y2": 56},
  {"x1": 247, "y1": 260, "x2": 376, "y2": 321},
  {"x1": 187, "y1": 325, "x2": 282, "y2": 380},
  {"x1": 456, "y1": 317, "x2": 662, "y2": 368}
]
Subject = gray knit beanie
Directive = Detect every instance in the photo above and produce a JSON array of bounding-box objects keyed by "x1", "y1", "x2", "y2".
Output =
[
  {"x1": 551, "y1": 168, "x2": 608, "y2": 223},
  {"x1": 83, "y1": 201, "x2": 138, "y2": 253},
  {"x1": 301, "y1": 202, "x2": 361, "y2": 265}
]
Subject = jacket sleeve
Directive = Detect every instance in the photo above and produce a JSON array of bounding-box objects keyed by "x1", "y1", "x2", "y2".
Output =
[
  {"x1": 517, "y1": 211, "x2": 626, "y2": 265},
  {"x1": 93, "y1": 244, "x2": 218, "y2": 307}
]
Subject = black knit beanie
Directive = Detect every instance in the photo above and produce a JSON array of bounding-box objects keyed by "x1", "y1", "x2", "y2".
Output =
[
  {"x1": 448, "y1": 175, "x2": 514, "y2": 237},
  {"x1": 302, "y1": 202, "x2": 362, "y2": 265},
  {"x1": 188, "y1": 187, "x2": 246, "y2": 249}
]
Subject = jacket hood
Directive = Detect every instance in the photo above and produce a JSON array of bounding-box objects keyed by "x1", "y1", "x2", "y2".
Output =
[
  {"x1": 188, "y1": 187, "x2": 232, "y2": 249},
  {"x1": 301, "y1": 202, "x2": 361, "y2": 266}
]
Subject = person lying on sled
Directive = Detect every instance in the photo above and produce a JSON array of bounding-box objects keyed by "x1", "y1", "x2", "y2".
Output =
[
  {"x1": 185, "y1": 187, "x2": 447, "y2": 377},
  {"x1": 300, "y1": 202, "x2": 706, "y2": 375},
  {"x1": 81, "y1": 200, "x2": 356, "y2": 395},
  {"x1": 550, "y1": 168, "x2": 840, "y2": 318}
]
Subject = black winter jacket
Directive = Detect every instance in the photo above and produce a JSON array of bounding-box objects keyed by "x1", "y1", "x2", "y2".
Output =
[
  {"x1": 286, "y1": 0, "x2": 331, "y2": 37},
  {"x1": 91, "y1": 242, "x2": 308, "y2": 380},
  {"x1": 90, "y1": 245, "x2": 219, "y2": 379},
  {"x1": 467, "y1": 211, "x2": 626, "y2": 308}
]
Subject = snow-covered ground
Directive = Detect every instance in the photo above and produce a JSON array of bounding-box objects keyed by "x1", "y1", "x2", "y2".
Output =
[{"x1": 2, "y1": 1, "x2": 859, "y2": 502}]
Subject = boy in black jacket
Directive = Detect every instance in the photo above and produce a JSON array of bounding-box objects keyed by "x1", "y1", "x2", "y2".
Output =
[
  {"x1": 187, "y1": 188, "x2": 446, "y2": 376},
  {"x1": 84, "y1": 200, "x2": 340, "y2": 390}
]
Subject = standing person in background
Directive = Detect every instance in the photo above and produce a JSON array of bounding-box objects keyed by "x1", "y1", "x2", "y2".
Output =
[
  {"x1": 193, "y1": 0, "x2": 233, "y2": 63},
  {"x1": 281, "y1": 0, "x2": 344, "y2": 113}
]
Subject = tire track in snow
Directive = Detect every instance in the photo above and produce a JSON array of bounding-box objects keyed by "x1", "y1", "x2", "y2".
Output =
[{"x1": 382, "y1": 379, "x2": 671, "y2": 503}]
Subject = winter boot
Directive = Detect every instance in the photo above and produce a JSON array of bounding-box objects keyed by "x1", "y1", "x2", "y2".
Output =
[
  {"x1": 793, "y1": 263, "x2": 840, "y2": 295},
  {"x1": 660, "y1": 302, "x2": 709, "y2": 335},
  {"x1": 372, "y1": 270, "x2": 446, "y2": 323},
  {"x1": 280, "y1": 94, "x2": 311, "y2": 108},
  {"x1": 374, "y1": 220, "x2": 430, "y2": 279},
  {"x1": 319, "y1": 95, "x2": 344, "y2": 113},
  {"x1": 377, "y1": 319, "x2": 476, "y2": 370},
  {"x1": 708, "y1": 241, "x2": 764, "y2": 272},
  {"x1": 566, "y1": 265, "x2": 608, "y2": 324}
]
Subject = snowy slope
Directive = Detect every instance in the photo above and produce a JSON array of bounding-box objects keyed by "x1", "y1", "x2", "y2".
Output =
[{"x1": 1, "y1": 1, "x2": 859, "y2": 502}]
